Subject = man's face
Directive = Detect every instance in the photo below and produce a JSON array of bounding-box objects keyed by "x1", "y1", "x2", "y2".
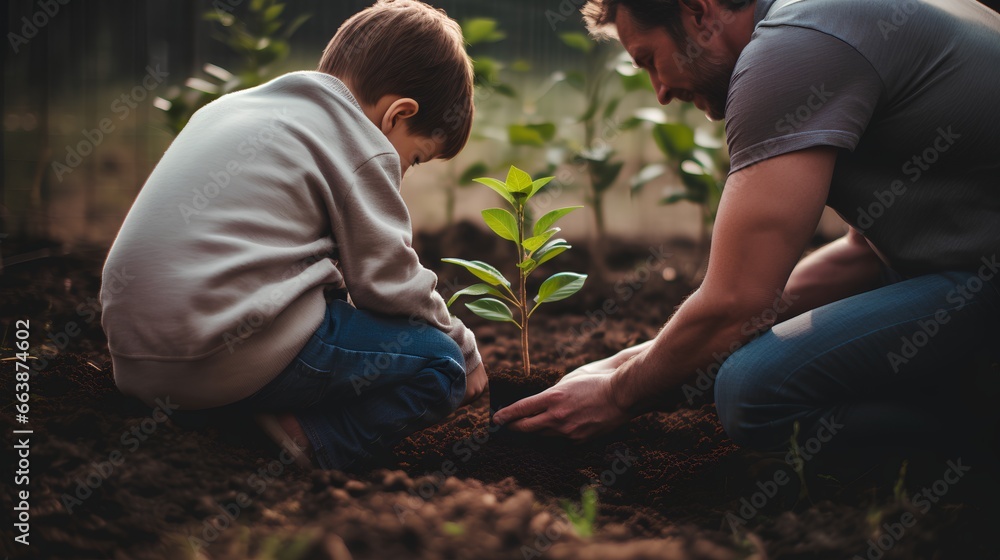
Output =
[{"x1": 615, "y1": 4, "x2": 737, "y2": 121}]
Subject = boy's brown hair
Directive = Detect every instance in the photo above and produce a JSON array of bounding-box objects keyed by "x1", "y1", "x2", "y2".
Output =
[{"x1": 319, "y1": 0, "x2": 474, "y2": 160}]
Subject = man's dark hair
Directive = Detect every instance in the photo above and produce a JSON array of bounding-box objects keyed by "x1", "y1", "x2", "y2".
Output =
[{"x1": 582, "y1": 0, "x2": 754, "y2": 43}]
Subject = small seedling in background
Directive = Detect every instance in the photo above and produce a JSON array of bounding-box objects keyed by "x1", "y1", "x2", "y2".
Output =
[
  {"x1": 443, "y1": 165, "x2": 587, "y2": 376},
  {"x1": 442, "y1": 521, "x2": 465, "y2": 536},
  {"x1": 561, "y1": 486, "x2": 599, "y2": 538},
  {"x1": 893, "y1": 460, "x2": 909, "y2": 503},
  {"x1": 787, "y1": 421, "x2": 812, "y2": 503}
]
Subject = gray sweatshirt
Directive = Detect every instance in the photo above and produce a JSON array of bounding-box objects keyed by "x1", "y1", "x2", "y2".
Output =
[{"x1": 99, "y1": 71, "x2": 481, "y2": 409}]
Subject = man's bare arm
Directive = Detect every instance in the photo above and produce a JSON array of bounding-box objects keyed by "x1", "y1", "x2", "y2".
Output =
[
  {"x1": 493, "y1": 147, "x2": 840, "y2": 437},
  {"x1": 774, "y1": 227, "x2": 886, "y2": 323},
  {"x1": 610, "y1": 147, "x2": 838, "y2": 416}
]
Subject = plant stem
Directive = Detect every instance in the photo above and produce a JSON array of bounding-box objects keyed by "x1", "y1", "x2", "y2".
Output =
[{"x1": 516, "y1": 204, "x2": 531, "y2": 376}]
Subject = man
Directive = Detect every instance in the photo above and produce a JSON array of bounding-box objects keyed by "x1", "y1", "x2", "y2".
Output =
[{"x1": 493, "y1": 0, "x2": 1000, "y2": 459}]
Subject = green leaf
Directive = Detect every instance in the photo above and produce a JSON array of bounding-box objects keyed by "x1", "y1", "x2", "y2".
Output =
[
  {"x1": 590, "y1": 160, "x2": 624, "y2": 194},
  {"x1": 506, "y1": 165, "x2": 533, "y2": 193},
  {"x1": 581, "y1": 487, "x2": 598, "y2": 524},
  {"x1": 535, "y1": 272, "x2": 587, "y2": 304},
  {"x1": 263, "y1": 3, "x2": 284, "y2": 22},
  {"x1": 472, "y1": 177, "x2": 515, "y2": 205},
  {"x1": 508, "y1": 123, "x2": 554, "y2": 147},
  {"x1": 517, "y1": 257, "x2": 536, "y2": 270},
  {"x1": 463, "y1": 18, "x2": 506, "y2": 45},
  {"x1": 473, "y1": 57, "x2": 500, "y2": 85},
  {"x1": 527, "y1": 176, "x2": 555, "y2": 198},
  {"x1": 510, "y1": 59, "x2": 532, "y2": 72},
  {"x1": 441, "y1": 258, "x2": 511, "y2": 288},
  {"x1": 529, "y1": 122, "x2": 556, "y2": 142},
  {"x1": 534, "y1": 240, "x2": 570, "y2": 267},
  {"x1": 466, "y1": 298, "x2": 516, "y2": 323},
  {"x1": 281, "y1": 13, "x2": 311, "y2": 39},
  {"x1": 619, "y1": 70, "x2": 653, "y2": 92},
  {"x1": 492, "y1": 83, "x2": 517, "y2": 97},
  {"x1": 203, "y1": 11, "x2": 235, "y2": 26},
  {"x1": 447, "y1": 283, "x2": 503, "y2": 307},
  {"x1": 534, "y1": 206, "x2": 581, "y2": 236},
  {"x1": 680, "y1": 168, "x2": 714, "y2": 203},
  {"x1": 630, "y1": 163, "x2": 668, "y2": 193},
  {"x1": 559, "y1": 32, "x2": 594, "y2": 53},
  {"x1": 564, "y1": 71, "x2": 586, "y2": 92},
  {"x1": 481, "y1": 208, "x2": 519, "y2": 242},
  {"x1": 652, "y1": 123, "x2": 696, "y2": 158},
  {"x1": 579, "y1": 99, "x2": 599, "y2": 123},
  {"x1": 603, "y1": 96, "x2": 622, "y2": 120},
  {"x1": 508, "y1": 124, "x2": 545, "y2": 147},
  {"x1": 459, "y1": 162, "x2": 489, "y2": 185},
  {"x1": 660, "y1": 192, "x2": 696, "y2": 205},
  {"x1": 523, "y1": 228, "x2": 559, "y2": 253}
]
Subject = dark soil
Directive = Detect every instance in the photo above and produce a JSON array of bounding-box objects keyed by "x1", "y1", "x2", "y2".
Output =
[{"x1": 2, "y1": 226, "x2": 999, "y2": 560}]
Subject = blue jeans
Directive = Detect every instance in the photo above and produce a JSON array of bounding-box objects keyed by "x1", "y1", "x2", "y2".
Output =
[
  {"x1": 175, "y1": 299, "x2": 467, "y2": 471},
  {"x1": 714, "y1": 263, "x2": 1000, "y2": 454}
]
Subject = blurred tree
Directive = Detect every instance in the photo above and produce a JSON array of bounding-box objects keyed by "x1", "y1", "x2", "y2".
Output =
[{"x1": 156, "y1": 0, "x2": 310, "y2": 135}]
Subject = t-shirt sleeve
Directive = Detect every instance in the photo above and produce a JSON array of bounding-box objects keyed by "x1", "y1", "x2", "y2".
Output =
[{"x1": 725, "y1": 25, "x2": 884, "y2": 173}]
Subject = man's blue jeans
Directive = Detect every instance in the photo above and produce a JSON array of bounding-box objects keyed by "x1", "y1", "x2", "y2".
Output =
[
  {"x1": 176, "y1": 299, "x2": 467, "y2": 471},
  {"x1": 714, "y1": 263, "x2": 1000, "y2": 454}
]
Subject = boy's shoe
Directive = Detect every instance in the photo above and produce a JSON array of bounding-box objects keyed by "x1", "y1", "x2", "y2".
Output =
[{"x1": 254, "y1": 413, "x2": 315, "y2": 470}]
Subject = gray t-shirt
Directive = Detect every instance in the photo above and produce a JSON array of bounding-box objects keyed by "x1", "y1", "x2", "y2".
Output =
[{"x1": 726, "y1": 0, "x2": 1000, "y2": 277}]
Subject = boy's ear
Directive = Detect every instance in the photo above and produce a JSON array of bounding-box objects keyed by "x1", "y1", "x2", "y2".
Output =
[{"x1": 380, "y1": 97, "x2": 420, "y2": 135}]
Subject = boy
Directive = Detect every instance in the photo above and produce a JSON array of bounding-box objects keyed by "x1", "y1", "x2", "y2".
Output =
[{"x1": 99, "y1": 0, "x2": 487, "y2": 471}]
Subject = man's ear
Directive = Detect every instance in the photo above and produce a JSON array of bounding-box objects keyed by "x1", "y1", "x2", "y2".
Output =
[
  {"x1": 678, "y1": 0, "x2": 711, "y2": 28},
  {"x1": 380, "y1": 97, "x2": 420, "y2": 135}
]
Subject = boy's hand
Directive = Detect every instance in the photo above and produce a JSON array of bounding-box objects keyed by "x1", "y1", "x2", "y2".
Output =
[{"x1": 459, "y1": 363, "x2": 488, "y2": 407}]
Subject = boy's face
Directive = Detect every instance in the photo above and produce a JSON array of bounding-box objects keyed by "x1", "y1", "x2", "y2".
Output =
[
  {"x1": 384, "y1": 123, "x2": 440, "y2": 176},
  {"x1": 375, "y1": 96, "x2": 441, "y2": 176}
]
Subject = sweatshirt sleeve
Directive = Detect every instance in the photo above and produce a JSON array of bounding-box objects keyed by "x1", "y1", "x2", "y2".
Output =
[{"x1": 331, "y1": 153, "x2": 482, "y2": 374}]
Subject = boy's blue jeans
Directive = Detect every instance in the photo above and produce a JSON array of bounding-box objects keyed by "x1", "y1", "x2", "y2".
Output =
[
  {"x1": 175, "y1": 299, "x2": 467, "y2": 471},
  {"x1": 714, "y1": 262, "x2": 1000, "y2": 455}
]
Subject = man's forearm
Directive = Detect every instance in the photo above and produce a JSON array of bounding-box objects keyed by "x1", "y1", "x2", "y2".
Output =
[
  {"x1": 776, "y1": 230, "x2": 885, "y2": 323},
  {"x1": 609, "y1": 289, "x2": 752, "y2": 414}
]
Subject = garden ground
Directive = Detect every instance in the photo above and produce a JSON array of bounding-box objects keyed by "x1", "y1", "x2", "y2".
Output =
[{"x1": 1, "y1": 227, "x2": 998, "y2": 560}]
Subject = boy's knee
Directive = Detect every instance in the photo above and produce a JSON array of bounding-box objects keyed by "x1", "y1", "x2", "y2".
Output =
[{"x1": 420, "y1": 329, "x2": 466, "y2": 406}]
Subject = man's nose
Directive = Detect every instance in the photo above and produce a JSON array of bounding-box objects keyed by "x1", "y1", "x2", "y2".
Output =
[{"x1": 649, "y1": 73, "x2": 670, "y2": 105}]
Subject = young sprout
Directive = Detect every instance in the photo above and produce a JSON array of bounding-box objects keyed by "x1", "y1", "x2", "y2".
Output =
[{"x1": 443, "y1": 165, "x2": 587, "y2": 375}]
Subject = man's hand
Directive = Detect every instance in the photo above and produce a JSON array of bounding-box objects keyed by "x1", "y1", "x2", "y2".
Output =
[
  {"x1": 492, "y1": 372, "x2": 630, "y2": 441},
  {"x1": 459, "y1": 362, "x2": 488, "y2": 407}
]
